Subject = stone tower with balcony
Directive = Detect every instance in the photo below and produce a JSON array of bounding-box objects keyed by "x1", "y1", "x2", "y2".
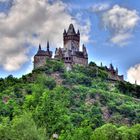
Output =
[{"x1": 54, "y1": 24, "x2": 88, "y2": 70}]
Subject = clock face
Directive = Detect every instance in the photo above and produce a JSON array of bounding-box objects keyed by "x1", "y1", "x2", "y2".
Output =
[
  {"x1": 65, "y1": 41, "x2": 71, "y2": 50},
  {"x1": 72, "y1": 40, "x2": 79, "y2": 51},
  {"x1": 65, "y1": 40, "x2": 79, "y2": 51}
]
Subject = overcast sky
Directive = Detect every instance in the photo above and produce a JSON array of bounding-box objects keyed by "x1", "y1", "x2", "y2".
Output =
[{"x1": 0, "y1": 0, "x2": 140, "y2": 84}]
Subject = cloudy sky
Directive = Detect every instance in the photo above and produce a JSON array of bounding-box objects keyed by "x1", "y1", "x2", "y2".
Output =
[{"x1": 0, "y1": 0, "x2": 140, "y2": 84}]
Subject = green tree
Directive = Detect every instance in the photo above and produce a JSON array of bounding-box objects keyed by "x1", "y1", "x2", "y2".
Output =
[
  {"x1": 91, "y1": 124, "x2": 118, "y2": 140},
  {"x1": 0, "y1": 112, "x2": 46, "y2": 140}
]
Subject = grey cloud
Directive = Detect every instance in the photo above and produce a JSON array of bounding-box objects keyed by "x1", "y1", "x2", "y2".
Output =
[
  {"x1": 101, "y1": 5, "x2": 140, "y2": 46},
  {"x1": 0, "y1": 0, "x2": 91, "y2": 71}
]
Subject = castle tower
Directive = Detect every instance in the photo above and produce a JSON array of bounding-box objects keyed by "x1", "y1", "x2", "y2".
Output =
[
  {"x1": 63, "y1": 24, "x2": 80, "y2": 51},
  {"x1": 82, "y1": 44, "x2": 88, "y2": 59}
]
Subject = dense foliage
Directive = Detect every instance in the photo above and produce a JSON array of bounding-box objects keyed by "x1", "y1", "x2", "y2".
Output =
[{"x1": 0, "y1": 59, "x2": 140, "y2": 140}]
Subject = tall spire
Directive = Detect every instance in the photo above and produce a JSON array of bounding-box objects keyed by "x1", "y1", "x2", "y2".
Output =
[
  {"x1": 110, "y1": 63, "x2": 114, "y2": 70},
  {"x1": 67, "y1": 23, "x2": 76, "y2": 35},
  {"x1": 47, "y1": 41, "x2": 49, "y2": 51},
  {"x1": 116, "y1": 67, "x2": 118, "y2": 74},
  {"x1": 63, "y1": 29, "x2": 67, "y2": 35},
  {"x1": 83, "y1": 44, "x2": 88, "y2": 58},
  {"x1": 38, "y1": 44, "x2": 41, "y2": 51},
  {"x1": 77, "y1": 30, "x2": 80, "y2": 35},
  {"x1": 82, "y1": 44, "x2": 85, "y2": 49},
  {"x1": 101, "y1": 62, "x2": 103, "y2": 67}
]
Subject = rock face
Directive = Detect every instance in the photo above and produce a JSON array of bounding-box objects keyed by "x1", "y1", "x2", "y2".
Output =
[
  {"x1": 33, "y1": 24, "x2": 88, "y2": 70},
  {"x1": 101, "y1": 106, "x2": 110, "y2": 121},
  {"x1": 51, "y1": 72, "x2": 63, "y2": 85}
]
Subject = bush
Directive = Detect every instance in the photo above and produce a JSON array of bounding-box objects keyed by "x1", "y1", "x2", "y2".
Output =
[
  {"x1": 63, "y1": 71, "x2": 92, "y2": 86},
  {"x1": 91, "y1": 124, "x2": 118, "y2": 140},
  {"x1": 36, "y1": 75, "x2": 56, "y2": 90},
  {"x1": 0, "y1": 113, "x2": 46, "y2": 140},
  {"x1": 98, "y1": 69, "x2": 108, "y2": 79},
  {"x1": 45, "y1": 59, "x2": 65, "y2": 73},
  {"x1": 117, "y1": 81, "x2": 140, "y2": 98}
]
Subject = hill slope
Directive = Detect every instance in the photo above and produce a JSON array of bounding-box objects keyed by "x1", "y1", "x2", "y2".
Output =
[{"x1": 0, "y1": 59, "x2": 140, "y2": 140}]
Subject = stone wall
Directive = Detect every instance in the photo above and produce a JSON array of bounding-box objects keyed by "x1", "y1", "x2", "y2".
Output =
[
  {"x1": 72, "y1": 56, "x2": 88, "y2": 66},
  {"x1": 108, "y1": 72, "x2": 124, "y2": 81}
]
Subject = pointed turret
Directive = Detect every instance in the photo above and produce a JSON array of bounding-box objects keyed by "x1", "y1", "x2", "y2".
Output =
[
  {"x1": 116, "y1": 67, "x2": 118, "y2": 75},
  {"x1": 38, "y1": 44, "x2": 41, "y2": 51},
  {"x1": 47, "y1": 41, "x2": 50, "y2": 51},
  {"x1": 83, "y1": 44, "x2": 88, "y2": 58},
  {"x1": 77, "y1": 30, "x2": 80, "y2": 35},
  {"x1": 110, "y1": 63, "x2": 114, "y2": 70},
  {"x1": 101, "y1": 62, "x2": 103, "y2": 67},
  {"x1": 82, "y1": 44, "x2": 85, "y2": 50},
  {"x1": 67, "y1": 23, "x2": 76, "y2": 35},
  {"x1": 63, "y1": 29, "x2": 67, "y2": 35},
  {"x1": 55, "y1": 48, "x2": 58, "y2": 54}
]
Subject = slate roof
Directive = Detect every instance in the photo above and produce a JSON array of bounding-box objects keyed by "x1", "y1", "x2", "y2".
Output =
[
  {"x1": 35, "y1": 50, "x2": 52, "y2": 56},
  {"x1": 67, "y1": 24, "x2": 76, "y2": 35}
]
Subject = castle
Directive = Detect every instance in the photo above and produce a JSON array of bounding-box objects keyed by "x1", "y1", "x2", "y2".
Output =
[
  {"x1": 105, "y1": 64, "x2": 124, "y2": 81},
  {"x1": 34, "y1": 24, "x2": 88, "y2": 71},
  {"x1": 33, "y1": 24, "x2": 123, "y2": 81}
]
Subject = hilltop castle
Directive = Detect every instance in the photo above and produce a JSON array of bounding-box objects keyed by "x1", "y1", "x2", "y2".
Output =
[
  {"x1": 33, "y1": 24, "x2": 123, "y2": 81},
  {"x1": 34, "y1": 24, "x2": 88, "y2": 71}
]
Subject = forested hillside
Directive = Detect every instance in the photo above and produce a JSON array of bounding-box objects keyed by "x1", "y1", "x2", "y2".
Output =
[{"x1": 0, "y1": 59, "x2": 140, "y2": 140}]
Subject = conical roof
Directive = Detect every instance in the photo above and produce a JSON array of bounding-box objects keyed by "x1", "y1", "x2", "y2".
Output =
[{"x1": 67, "y1": 24, "x2": 76, "y2": 35}]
